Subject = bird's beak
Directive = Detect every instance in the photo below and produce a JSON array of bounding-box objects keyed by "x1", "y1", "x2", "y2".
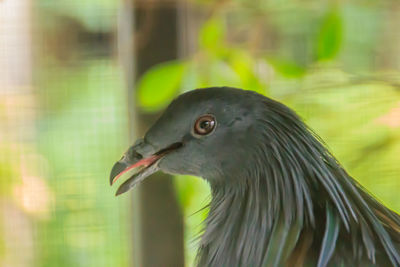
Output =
[{"x1": 110, "y1": 139, "x2": 182, "y2": 196}]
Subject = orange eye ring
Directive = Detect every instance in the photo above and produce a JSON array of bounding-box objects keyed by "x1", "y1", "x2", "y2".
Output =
[{"x1": 194, "y1": 115, "x2": 216, "y2": 135}]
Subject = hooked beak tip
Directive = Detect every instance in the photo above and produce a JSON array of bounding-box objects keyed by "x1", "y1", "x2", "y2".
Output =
[{"x1": 109, "y1": 161, "x2": 128, "y2": 186}]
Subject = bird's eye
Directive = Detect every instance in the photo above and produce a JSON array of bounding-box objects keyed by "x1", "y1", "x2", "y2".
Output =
[{"x1": 194, "y1": 115, "x2": 216, "y2": 135}]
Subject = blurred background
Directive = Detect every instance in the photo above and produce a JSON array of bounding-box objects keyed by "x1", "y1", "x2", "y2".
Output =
[{"x1": 1, "y1": 0, "x2": 400, "y2": 266}]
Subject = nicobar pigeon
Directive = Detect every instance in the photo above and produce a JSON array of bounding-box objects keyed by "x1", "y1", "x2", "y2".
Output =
[{"x1": 110, "y1": 87, "x2": 400, "y2": 267}]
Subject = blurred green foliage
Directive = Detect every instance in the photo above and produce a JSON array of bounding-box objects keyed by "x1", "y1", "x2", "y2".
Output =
[
  {"x1": 199, "y1": 18, "x2": 226, "y2": 51},
  {"x1": 36, "y1": 61, "x2": 132, "y2": 267},
  {"x1": 138, "y1": 61, "x2": 188, "y2": 111},
  {"x1": 317, "y1": 9, "x2": 342, "y2": 60},
  {"x1": 37, "y1": 0, "x2": 118, "y2": 32}
]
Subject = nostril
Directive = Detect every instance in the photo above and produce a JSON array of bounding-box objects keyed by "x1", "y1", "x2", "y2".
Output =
[
  {"x1": 130, "y1": 150, "x2": 143, "y2": 160},
  {"x1": 124, "y1": 147, "x2": 143, "y2": 162}
]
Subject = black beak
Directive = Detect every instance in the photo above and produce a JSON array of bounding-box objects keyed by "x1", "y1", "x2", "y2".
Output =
[{"x1": 110, "y1": 140, "x2": 182, "y2": 196}]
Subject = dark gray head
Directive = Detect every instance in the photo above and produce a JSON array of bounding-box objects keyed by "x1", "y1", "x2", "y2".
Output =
[
  {"x1": 147, "y1": 87, "x2": 270, "y2": 181},
  {"x1": 110, "y1": 87, "x2": 301, "y2": 193}
]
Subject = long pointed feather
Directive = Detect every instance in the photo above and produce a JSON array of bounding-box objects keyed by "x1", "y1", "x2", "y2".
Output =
[
  {"x1": 262, "y1": 215, "x2": 302, "y2": 267},
  {"x1": 317, "y1": 204, "x2": 340, "y2": 267}
]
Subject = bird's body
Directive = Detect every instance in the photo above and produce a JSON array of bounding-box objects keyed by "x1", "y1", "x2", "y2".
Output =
[{"x1": 111, "y1": 87, "x2": 400, "y2": 267}]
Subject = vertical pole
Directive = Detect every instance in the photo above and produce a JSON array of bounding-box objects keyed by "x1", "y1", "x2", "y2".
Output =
[
  {"x1": 118, "y1": 0, "x2": 185, "y2": 266},
  {"x1": 0, "y1": 0, "x2": 34, "y2": 266}
]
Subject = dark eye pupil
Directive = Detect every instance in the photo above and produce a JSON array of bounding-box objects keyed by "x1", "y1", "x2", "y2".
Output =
[{"x1": 200, "y1": 120, "x2": 210, "y2": 129}]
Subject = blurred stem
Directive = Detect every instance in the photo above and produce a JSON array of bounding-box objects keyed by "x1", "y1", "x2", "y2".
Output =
[{"x1": 119, "y1": 0, "x2": 185, "y2": 266}]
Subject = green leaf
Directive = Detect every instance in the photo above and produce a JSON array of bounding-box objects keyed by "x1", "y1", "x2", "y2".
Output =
[
  {"x1": 267, "y1": 58, "x2": 306, "y2": 78},
  {"x1": 199, "y1": 18, "x2": 226, "y2": 51},
  {"x1": 317, "y1": 9, "x2": 343, "y2": 60},
  {"x1": 230, "y1": 51, "x2": 266, "y2": 94},
  {"x1": 208, "y1": 60, "x2": 241, "y2": 86},
  {"x1": 137, "y1": 61, "x2": 186, "y2": 111}
]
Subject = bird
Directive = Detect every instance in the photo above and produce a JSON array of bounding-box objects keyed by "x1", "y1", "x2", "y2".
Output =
[{"x1": 110, "y1": 87, "x2": 400, "y2": 267}]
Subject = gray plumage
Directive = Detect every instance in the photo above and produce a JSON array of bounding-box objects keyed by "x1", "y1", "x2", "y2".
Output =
[{"x1": 110, "y1": 87, "x2": 400, "y2": 267}]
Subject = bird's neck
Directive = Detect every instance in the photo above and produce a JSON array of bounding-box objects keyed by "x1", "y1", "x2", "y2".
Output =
[
  {"x1": 196, "y1": 148, "x2": 400, "y2": 266},
  {"x1": 197, "y1": 178, "x2": 295, "y2": 267}
]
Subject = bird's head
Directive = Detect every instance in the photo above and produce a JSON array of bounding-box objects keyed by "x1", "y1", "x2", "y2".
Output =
[{"x1": 110, "y1": 87, "x2": 299, "y2": 195}]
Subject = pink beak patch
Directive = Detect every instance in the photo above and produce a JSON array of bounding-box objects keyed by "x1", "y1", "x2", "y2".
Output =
[{"x1": 111, "y1": 154, "x2": 161, "y2": 185}]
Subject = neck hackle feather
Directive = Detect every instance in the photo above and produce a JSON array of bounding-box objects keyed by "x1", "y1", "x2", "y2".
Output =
[{"x1": 196, "y1": 97, "x2": 400, "y2": 267}]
